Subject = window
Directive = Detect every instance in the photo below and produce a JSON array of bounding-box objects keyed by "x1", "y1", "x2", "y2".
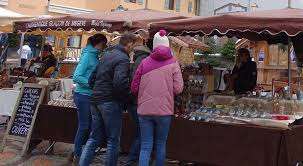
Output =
[
  {"x1": 124, "y1": 0, "x2": 143, "y2": 4},
  {"x1": 125, "y1": 0, "x2": 136, "y2": 3},
  {"x1": 176, "y1": 0, "x2": 180, "y2": 12},
  {"x1": 188, "y1": 1, "x2": 193, "y2": 13},
  {"x1": 228, "y1": 5, "x2": 232, "y2": 12},
  {"x1": 67, "y1": 35, "x2": 82, "y2": 48},
  {"x1": 165, "y1": 0, "x2": 175, "y2": 10}
]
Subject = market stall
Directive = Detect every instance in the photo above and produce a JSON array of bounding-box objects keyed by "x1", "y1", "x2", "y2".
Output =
[
  {"x1": 150, "y1": 7, "x2": 303, "y2": 90},
  {"x1": 4, "y1": 7, "x2": 303, "y2": 166},
  {"x1": 12, "y1": 9, "x2": 187, "y2": 78},
  {"x1": 148, "y1": 7, "x2": 303, "y2": 165},
  {"x1": 0, "y1": 69, "x2": 74, "y2": 115},
  {"x1": 25, "y1": 104, "x2": 303, "y2": 166}
]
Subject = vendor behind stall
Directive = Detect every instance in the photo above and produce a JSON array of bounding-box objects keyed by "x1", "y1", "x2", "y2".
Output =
[
  {"x1": 33, "y1": 44, "x2": 57, "y2": 77},
  {"x1": 225, "y1": 48, "x2": 257, "y2": 94}
]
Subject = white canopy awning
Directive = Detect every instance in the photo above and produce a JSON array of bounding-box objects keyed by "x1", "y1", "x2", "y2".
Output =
[{"x1": 0, "y1": 7, "x2": 32, "y2": 32}]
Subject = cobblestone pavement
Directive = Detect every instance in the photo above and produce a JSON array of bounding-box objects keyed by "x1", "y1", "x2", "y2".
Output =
[{"x1": 0, "y1": 125, "x2": 197, "y2": 166}]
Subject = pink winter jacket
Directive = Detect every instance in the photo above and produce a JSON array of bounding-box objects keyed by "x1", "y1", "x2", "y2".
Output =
[{"x1": 131, "y1": 46, "x2": 184, "y2": 116}]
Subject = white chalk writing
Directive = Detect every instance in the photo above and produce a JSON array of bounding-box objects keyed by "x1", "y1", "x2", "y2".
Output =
[{"x1": 24, "y1": 19, "x2": 112, "y2": 29}]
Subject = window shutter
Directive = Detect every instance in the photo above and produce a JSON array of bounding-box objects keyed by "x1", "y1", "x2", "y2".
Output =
[
  {"x1": 188, "y1": 1, "x2": 193, "y2": 13},
  {"x1": 176, "y1": 0, "x2": 181, "y2": 12},
  {"x1": 165, "y1": 0, "x2": 169, "y2": 9}
]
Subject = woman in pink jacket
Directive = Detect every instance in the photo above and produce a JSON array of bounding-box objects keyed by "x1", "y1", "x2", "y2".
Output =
[{"x1": 131, "y1": 30, "x2": 184, "y2": 166}]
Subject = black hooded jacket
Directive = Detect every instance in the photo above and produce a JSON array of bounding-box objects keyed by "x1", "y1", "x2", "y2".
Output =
[{"x1": 89, "y1": 44, "x2": 130, "y2": 104}]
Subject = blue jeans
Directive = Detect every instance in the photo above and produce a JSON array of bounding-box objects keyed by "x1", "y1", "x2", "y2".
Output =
[
  {"x1": 139, "y1": 116, "x2": 172, "y2": 166},
  {"x1": 73, "y1": 93, "x2": 92, "y2": 158},
  {"x1": 127, "y1": 103, "x2": 140, "y2": 165},
  {"x1": 79, "y1": 101, "x2": 123, "y2": 166}
]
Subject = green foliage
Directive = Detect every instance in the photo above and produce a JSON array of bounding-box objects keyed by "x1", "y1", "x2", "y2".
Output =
[
  {"x1": 194, "y1": 55, "x2": 203, "y2": 62},
  {"x1": 220, "y1": 39, "x2": 236, "y2": 60},
  {"x1": 7, "y1": 33, "x2": 20, "y2": 48},
  {"x1": 206, "y1": 56, "x2": 222, "y2": 67},
  {"x1": 203, "y1": 37, "x2": 220, "y2": 54}
]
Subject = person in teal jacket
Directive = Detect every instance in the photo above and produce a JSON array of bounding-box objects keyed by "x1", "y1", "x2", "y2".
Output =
[{"x1": 70, "y1": 34, "x2": 108, "y2": 165}]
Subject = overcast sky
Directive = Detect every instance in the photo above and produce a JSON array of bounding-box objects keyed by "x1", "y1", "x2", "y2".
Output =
[
  {"x1": 254, "y1": 0, "x2": 303, "y2": 9},
  {"x1": 213, "y1": 0, "x2": 303, "y2": 10},
  {"x1": 201, "y1": 0, "x2": 303, "y2": 16}
]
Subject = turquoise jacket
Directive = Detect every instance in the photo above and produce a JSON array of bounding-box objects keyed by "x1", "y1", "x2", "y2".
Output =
[{"x1": 73, "y1": 45, "x2": 100, "y2": 96}]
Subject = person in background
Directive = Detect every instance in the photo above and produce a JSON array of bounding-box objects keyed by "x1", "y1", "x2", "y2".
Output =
[
  {"x1": 33, "y1": 44, "x2": 57, "y2": 77},
  {"x1": 18, "y1": 42, "x2": 32, "y2": 68},
  {"x1": 131, "y1": 30, "x2": 184, "y2": 166},
  {"x1": 71, "y1": 34, "x2": 108, "y2": 165},
  {"x1": 225, "y1": 48, "x2": 257, "y2": 94},
  {"x1": 79, "y1": 33, "x2": 137, "y2": 166},
  {"x1": 28, "y1": 35, "x2": 38, "y2": 58},
  {"x1": 126, "y1": 36, "x2": 151, "y2": 166}
]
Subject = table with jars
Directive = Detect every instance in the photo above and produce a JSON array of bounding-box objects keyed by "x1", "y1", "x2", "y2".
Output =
[
  {"x1": 120, "y1": 64, "x2": 303, "y2": 166},
  {"x1": 121, "y1": 94, "x2": 303, "y2": 166}
]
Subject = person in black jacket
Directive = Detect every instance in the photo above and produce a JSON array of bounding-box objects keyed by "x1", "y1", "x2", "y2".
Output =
[
  {"x1": 231, "y1": 48, "x2": 257, "y2": 94},
  {"x1": 126, "y1": 39, "x2": 151, "y2": 166},
  {"x1": 79, "y1": 33, "x2": 137, "y2": 166}
]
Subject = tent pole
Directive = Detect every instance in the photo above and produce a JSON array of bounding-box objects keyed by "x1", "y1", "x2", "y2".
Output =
[{"x1": 288, "y1": 36, "x2": 292, "y2": 99}]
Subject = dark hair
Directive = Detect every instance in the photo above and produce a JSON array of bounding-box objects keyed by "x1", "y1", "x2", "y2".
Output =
[
  {"x1": 238, "y1": 48, "x2": 250, "y2": 57},
  {"x1": 43, "y1": 44, "x2": 53, "y2": 52},
  {"x1": 146, "y1": 38, "x2": 153, "y2": 50},
  {"x1": 119, "y1": 33, "x2": 137, "y2": 46},
  {"x1": 238, "y1": 48, "x2": 252, "y2": 60},
  {"x1": 88, "y1": 34, "x2": 108, "y2": 47}
]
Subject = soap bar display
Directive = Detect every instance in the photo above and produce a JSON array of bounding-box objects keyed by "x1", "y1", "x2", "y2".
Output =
[{"x1": 48, "y1": 99, "x2": 76, "y2": 108}]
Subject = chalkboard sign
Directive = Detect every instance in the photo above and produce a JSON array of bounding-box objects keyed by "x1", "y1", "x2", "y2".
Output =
[
  {"x1": 1, "y1": 83, "x2": 45, "y2": 156},
  {"x1": 9, "y1": 87, "x2": 42, "y2": 137}
]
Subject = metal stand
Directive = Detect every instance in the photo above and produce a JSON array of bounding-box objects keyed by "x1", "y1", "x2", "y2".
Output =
[{"x1": 288, "y1": 37, "x2": 292, "y2": 99}]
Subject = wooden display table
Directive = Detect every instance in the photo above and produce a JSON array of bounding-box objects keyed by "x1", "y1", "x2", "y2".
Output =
[{"x1": 28, "y1": 105, "x2": 303, "y2": 166}]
